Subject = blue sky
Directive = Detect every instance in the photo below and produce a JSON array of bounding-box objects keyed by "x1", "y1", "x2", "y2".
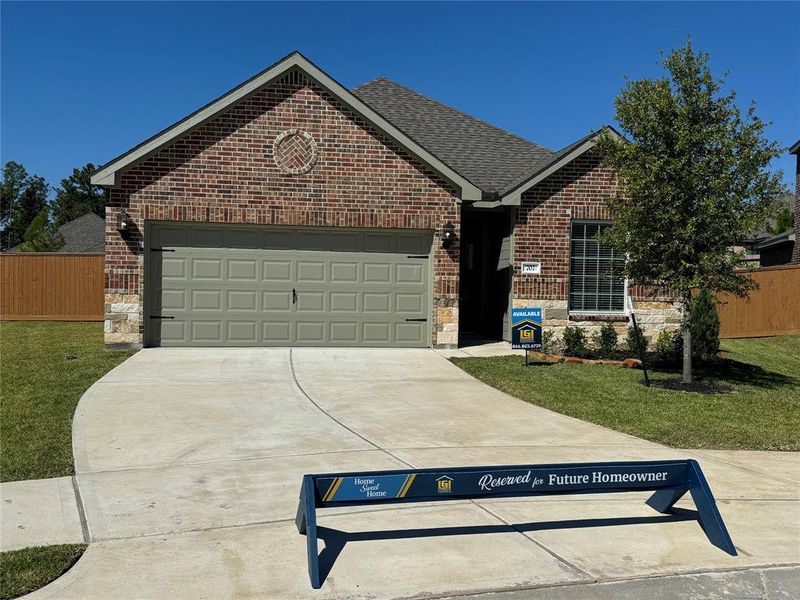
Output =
[{"x1": 2, "y1": 1, "x2": 798, "y2": 192}]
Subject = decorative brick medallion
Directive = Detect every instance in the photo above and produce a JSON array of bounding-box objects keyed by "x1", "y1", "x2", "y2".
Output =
[{"x1": 273, "y1": 129, "x2": 318, "y2": 175}]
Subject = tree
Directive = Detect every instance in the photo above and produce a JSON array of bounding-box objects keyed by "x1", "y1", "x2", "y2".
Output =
[
  {"x1": 690, "y1": 288, "x2": 720, "y2": 361},
  {"x1": 767, "y1": 203, "x2": 795, "y2": 236},
  {"x1": 596, "y1": 40, "x2": 785, "y2": 384},
  {"x1": 19, "y1": 209, "x2": 64, "y2": 252},
  {"x1": 1, "y1": 161, "x2": 49, "y2": 250},
  {"x1": 51, "y1": 163, "x2": 106, "y2": 226}
]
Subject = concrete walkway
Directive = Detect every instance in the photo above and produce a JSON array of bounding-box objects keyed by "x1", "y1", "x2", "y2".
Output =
[
  {"x1": 0, "y1": 477, "x2": 85, "y2": 551},
  {"x1": 15, "y1": 348, "x2": 800, "y2": 599}
]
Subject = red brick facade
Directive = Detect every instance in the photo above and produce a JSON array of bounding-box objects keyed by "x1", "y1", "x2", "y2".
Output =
[
  {"x1": 514, "y1": 151, "x2": 616, "y2": 302},
  {"x1": 513, "y1": 150, "x2": 680, "y2": 337},
  {"x1": 105, "y1": 70, "x2": 460, "y2": 346},
  {"x1": 104, "y1": 69, "x2": 681, "y2": 348}
]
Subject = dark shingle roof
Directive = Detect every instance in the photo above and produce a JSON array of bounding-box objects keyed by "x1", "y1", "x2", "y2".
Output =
[
  {"x1": 58, "y1": 213, "x2": 105, "y2": 252},
  {"x1": 7, "y1": 212, "x2": 105, "y2": 253},
  {"x1": 352, "y1": 77, "x2": 554, "y2": 194},
  {"x1": 497, "y1": 130, "x2": 602, "y2": 196},
  {"x1": 757, "y1": 228, "x2": 795, "y2": 250}
]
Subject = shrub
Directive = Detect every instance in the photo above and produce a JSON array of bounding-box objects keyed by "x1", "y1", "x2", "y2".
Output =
[
  {"x1": 655, "y1": 330, "x2": 682, "y2": 364},
  {"x1": 691, "y1": 288, "x2": 720, "y2": 360},
  {"x1": 562, "y1": 326, "x2": 589, "y2": 357},
  {"x1": 541, "y1": 330, "x2": 561, "y2": 355},
  {"x1": 591, "y1": 322, "x2": 619, "y2": 358},
  {"x1": 625, "y1": 323, "x2": 648, "y2": 357}
]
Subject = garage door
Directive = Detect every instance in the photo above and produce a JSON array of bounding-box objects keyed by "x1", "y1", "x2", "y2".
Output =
[{"x1": 145, "y1": 223, "x2": 433, "y2": 347}]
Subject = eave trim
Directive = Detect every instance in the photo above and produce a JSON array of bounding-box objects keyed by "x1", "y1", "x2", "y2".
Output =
[
  {"x1": 499, "y1": 127, "x2": 624, "y2": 205},
  {"x1": 90, "y1": 52, "x2": 483, "y2": 201}
]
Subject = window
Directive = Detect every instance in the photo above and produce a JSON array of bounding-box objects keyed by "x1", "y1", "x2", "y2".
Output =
[{"x1": 569, "y1": 222, "x2": 626, "y2": 312}]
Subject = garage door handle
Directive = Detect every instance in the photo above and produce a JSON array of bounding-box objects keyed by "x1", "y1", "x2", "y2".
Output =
[
  {"x1": 150, "y1": 315, "x2": 175, "y2": 319},
  {"x1": 405, "y1": 318, "x2": 427, "y2": 322},
  {"x1": 292, "y1": 288, "x2": 297, "y2": 304}
]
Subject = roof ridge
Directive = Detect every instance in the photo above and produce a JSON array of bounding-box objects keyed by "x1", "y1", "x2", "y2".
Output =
[
  {"x1": 352, "y1": 76, "x2": 389, "y2": 92},
  {"x1": 65, "y1": 212, "x2": 104, "y2": 222},
  {"x1": 353, "y1": 77, "x2": 553, "y2": 154}
]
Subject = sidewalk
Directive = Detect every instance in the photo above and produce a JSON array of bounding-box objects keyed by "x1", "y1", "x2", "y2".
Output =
[
  {"x1": 0, "y1": 477, "x2": 85, "y2": 551},
  {"x1": 457, "y1": 566, "x2": 800, "y2": 600}
]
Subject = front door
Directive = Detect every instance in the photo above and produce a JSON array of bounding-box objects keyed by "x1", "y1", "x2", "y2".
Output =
[{"x1": 458, "y1": 209, "x2": 512, "y2": 341}]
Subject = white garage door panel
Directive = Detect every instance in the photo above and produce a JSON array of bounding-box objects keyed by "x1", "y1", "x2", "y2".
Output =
[{"x1": 146, "y1": 224, "x2": 432, "y2": 347}]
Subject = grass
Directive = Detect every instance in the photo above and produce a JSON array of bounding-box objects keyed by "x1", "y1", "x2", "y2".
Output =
[
  {"x1": 0, "y1": 545, "x2": 87, "y2": 600},
  {"x1": 0, "y1": 322, "x2": 132, "y2": 598},
  {"x1": 452, "y1": 335, "x2": 800, "y2": 450},
  {"x1": 0, "y1": 321, "x2": 135, "y2": 482}
]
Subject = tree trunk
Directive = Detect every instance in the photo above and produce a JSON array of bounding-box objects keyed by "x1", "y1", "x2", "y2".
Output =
[{"x1": 682, "y1": 293, "x2": 693, "y2": 384}]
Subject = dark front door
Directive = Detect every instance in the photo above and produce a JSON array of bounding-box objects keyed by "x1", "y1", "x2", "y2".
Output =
[{"x1": 459, "y1": 208, "x2": 512, "y2": 342}]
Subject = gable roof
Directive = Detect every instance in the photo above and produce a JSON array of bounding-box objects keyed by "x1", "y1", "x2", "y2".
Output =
[
  {"x1": 90, "y1": 52, "x2": 483, "y2": 201},
  {"x1": 352, "y1": 77, "x2": 554, "y2": 194},
  {"x1": 7, "y1": 213, "x2": 104, "y2": 253},
  {"x1": 790, "y1": 139, "x2": 800, "y2": 155},
  {"x1": 91, "y1": 51, "x2": 615, "y2": 206},
  {"x1": 58, "y1": 213, "x2": 105, "y2": 252},
  {"x1": 498, "y1": 127, "x2": 624, "y2": 205}
]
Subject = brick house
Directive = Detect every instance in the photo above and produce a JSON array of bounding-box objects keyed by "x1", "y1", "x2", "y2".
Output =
[
  {"x1": 92, "y1": 52, "x2": 680, "y2": 349},
  {"x1": 756, "y1": 140, "x2": 799, "y2": 266}
]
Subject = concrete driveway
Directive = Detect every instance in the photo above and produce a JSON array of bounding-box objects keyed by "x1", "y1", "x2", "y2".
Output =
[{"x1": 29, "y1": 348, "x2": 799, "y2": 599}]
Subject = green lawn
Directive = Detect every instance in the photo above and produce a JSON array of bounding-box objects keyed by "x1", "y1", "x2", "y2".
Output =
[
  {"x1": 0, "y1": 545, "x2": 87, "y2": 600},
  {"x1": 0, "y1": 322, "x2": 132, "y2": 598},
  {"x1": 452, "y1": 336, "x2": 800, "y2": 451},
  {"x1": 0, "y1": 321, "x2": 135, "y2": 482}
]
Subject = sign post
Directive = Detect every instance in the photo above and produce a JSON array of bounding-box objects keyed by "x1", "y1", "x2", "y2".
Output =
[
  {"x1": 296, "y1": 459, "x2": 735, "y2": 588},
  {"x1": 626, "y1": 296, "x2": 650, "y2": 386},
  {"x1": 511, "y1": 307, "x2": 543, "y2": 365}
]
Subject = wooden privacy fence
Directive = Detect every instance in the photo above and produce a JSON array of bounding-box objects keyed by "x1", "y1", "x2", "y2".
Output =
[
  {"x1": 0, "y1": 254, "x2": 104, "y2": 321},
  {"x1": 717, "y1": 264, "x2": 800, "y2": 338}
]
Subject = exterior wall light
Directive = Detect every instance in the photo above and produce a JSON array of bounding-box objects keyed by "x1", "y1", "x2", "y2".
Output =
[
  {"x1": 442, "y1": 221, "x2": 456, "y2": 248},
  {"x1": 117, "y1": 210, "x2": 133, "y2": 237}
]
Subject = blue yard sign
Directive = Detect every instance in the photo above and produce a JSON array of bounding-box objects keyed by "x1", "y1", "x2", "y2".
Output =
[
  {"x1": 296, "y1": 459, "x2": 736, "y2": 588},
  {"x1": 512, "y1": 307, "x2": 542, "y2": 350}
]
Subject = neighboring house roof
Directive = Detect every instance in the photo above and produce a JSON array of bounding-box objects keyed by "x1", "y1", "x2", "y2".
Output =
[
  {"x1": 90, "y1": 52, "x2": 483, "y2": 201},
  {"x1": 352, "y1": 77, "x2": 554, "y2": 195},
  {"x1": 790, "y1": 139, "x2": 800, "y2": 154},
  {"x1": 7, "y1": 213, "x2": 105, "y2": 253},
  {"x1": 757, "y1": 228, "x2": 795, "y2": 250},
  {"x1": 740, "y1": 192, "x2": 796, "y2": 244}
]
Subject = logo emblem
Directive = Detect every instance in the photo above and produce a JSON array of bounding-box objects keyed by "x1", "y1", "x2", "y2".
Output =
[
  {"x1": 436, "y1": 476, "x2": 453, "y2": 494},
  {"x1": 511, "y1": 308, "x2": 543, "y2": 350}
]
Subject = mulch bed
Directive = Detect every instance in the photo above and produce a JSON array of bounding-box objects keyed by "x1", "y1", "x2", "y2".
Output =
[{"x1": 525, "y1": 351, "x2": 642, "y2": 369}]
